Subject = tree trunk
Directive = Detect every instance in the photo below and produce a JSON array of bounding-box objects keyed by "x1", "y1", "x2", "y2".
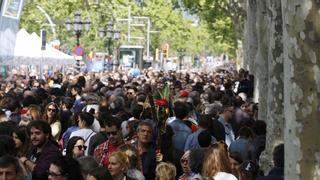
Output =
[
  {"x1": 282, "y1": 0, "x2": 320, "y2": 179},
  {"x1": 259, "y1": 0, "x2": 284, "y2": 173},
  {"x1": 243, "y1": 0, "x2": 258, "y2": 71},
  {"x1": 255, "y1": 0, "x2": 269, "y2": 120}
]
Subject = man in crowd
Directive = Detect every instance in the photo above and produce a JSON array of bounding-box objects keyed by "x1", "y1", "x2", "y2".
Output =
[
  {"x1": 131, "y1": 121, "x2": 157, "y2": 180},
  {"x1": 218, "y1": 104, "x2": 235, "y2": 147},
  {"x1": 93, "y1": 116, "x2": 124, "y2": 168},
  {"x1": 71, "y1": 85, "x2": 83, "y2": 113},
  {"x1": 168, "y1": 101, "x2": 192, "y2": 152},
  {"x1": 0, "y1": 155, "x2": 22, "y2": 180},
  {"x1": 87, "y1": 112, "x2": 110, "y2": 155},
  {"x1": 59, "y1": 97, "x2": 73, "y2": 135},
  {"x1": 125, "y1": 85, "x2": 138, "y2": 110},
  {"x1": 20, "y1": 120, "x2": 60, "y2": 180}
]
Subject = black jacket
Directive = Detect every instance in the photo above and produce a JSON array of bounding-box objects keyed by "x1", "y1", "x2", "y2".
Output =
[{"x1": 256, "y1": 167, "x2": 284, "y2": 180}]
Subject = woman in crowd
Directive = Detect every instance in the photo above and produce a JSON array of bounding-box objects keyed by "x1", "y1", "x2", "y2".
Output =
[
  {"x1": 156, "y1": 162, "x2": 176, "y2": 180},
  {"x1": 28, "y1": 104, "x2": 43, "y2": 120},
  {"x1": 189, "y1": 148, "x2": 205, "y2": 175},
  {"x1": 66, "y1": 136, "x2": 86, "y2": 159},
  {"x1": 179, "y1": 151, "x2": 196, "y2": 180},
  {"x1": 118, "y1": 144, "x2": 144, "y2": 180},
  {"x1": 229, "y1": 152, "x2": 243, "y2": 180},
  {"x1": 0, "y1": 134, "x2": 32, "y2": 179},
  {"x1": 108, "y1": 151, "x2": 133, "y2": 180},
  {"x1": 43, "y1": 102, "x2": 61, "y2": 141},
  {"x1": 202, "y1": 143, "x2": 238, "y2": 180},
  {"x1": 12, "y1": 126, "x2": 30, "y2": 157}
]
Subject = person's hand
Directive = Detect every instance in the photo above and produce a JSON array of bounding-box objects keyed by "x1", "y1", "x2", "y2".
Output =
[
  {"x1": 19, "y1": 157, "x2": 28, "y2": 164},
  {"x1": 156, "y1": 151, "x2": 163, "y2": 162}
]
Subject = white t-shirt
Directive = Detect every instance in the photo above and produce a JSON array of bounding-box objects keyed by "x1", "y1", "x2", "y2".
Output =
[
  {"x1": 50, "y1": 121, "x2": 61, "y2": 141},
  {"x1": 213, "y1": 172, "x2": 238, "y2": 180},
  {"x1": 70, "y1": 128, "x2": 96, "y2": 155},
  {"x1": 90, "y1": 119, "x2": 101, "y2": 133}
]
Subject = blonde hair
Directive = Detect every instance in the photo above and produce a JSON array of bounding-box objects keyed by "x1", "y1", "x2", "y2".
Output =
[
  {"x1": 181, "y1": 151, "x2": 190, "y2": 162},
  {"x1": 28, "y1": 105, "x2": 42, "y2": 121},
  {"x1": 202, "y1": 143, "x2": 231, "y2": 177},
  {"x1": 156, "y1": 162, "x2": 176, "y2": 180},
  {"x1": 109, "y1": 151, "x2": 129, "y2": 170},
  {"x1": 118, "y1": 144, "x2": 142, "y2": 171}
]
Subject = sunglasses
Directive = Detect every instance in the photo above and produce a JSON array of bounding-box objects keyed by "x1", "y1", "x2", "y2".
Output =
[
  {"x1": 47, "y1": 108, "x2": 56, "y2": 112},
  {"x1": 180, "y1": 159, "x2": 188, "y2": 164},
  {"x1": 127, "y1": 92, "x2": 134, "y2": 95},
  {"x1": 106, "y1": 131, "x2": 118, "y2": 136},
  {"x1": 75, "y1": 145, "x2": 87, "y2": 151}
]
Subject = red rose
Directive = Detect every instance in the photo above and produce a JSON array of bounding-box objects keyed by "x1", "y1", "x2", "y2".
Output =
[{"x1": 155, "y1": 99, "x2": 168, "y2": 107}]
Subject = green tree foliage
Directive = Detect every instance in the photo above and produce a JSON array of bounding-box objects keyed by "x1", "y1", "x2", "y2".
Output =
[
  {"x1": 181, "y1": 0, "x2": 245, "y2": 57},
  {"x1": 19, "y1": 0, "x2": 228, "y2": 57},
  {"x1": 20, "y1": 0, "x2": 131, "y2": 53},
  {"x1": 132, "y1": 0, "x2": 222, "y2": 58}
]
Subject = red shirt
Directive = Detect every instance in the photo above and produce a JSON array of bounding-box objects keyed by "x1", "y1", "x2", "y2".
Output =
[{"x1": 93, "y1": 140, "x2": 124, "y2": 168}]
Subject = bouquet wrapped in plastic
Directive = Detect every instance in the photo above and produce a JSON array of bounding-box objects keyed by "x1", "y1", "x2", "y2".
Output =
[{"x1": 155, "y1": 84, "x2": 170, "y2": 133}]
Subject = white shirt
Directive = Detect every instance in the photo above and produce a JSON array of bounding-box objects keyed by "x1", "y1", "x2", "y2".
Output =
[
  {"x1": 90, "y1": 119, "x2": 101, "y2": 133},
  {"x1": 213, "y1": 172, "x2": 238, "y2": 180},
  {"x1": 50, "y1": 121, "x2": 61, "y2": 141}
]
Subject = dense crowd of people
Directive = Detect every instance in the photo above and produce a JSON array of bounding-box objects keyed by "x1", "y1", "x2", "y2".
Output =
[{"x1": 0, "y1": 67, "x2": 284, "y2": 180}]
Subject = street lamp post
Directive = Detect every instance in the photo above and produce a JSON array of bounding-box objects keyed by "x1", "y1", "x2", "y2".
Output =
[
  {"x1": 178, "y1": 48, "x2": 186, "y2": 70},
  {"x1": 65, "y1": 11, "x2": 90, "y2": 72},
  {"x1": 65, "y1": 11, "x2": 91, "y2": 46},
  {"x1": 99, "y1": 21, "x2": 120, "y2": 71},
  {"x1": 116, "y1": 7, "x2": 153, "y2": 65}
]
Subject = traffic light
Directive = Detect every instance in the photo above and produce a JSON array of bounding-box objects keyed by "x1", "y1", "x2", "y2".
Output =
[
  {"x1": 163, "y1": 49, "x2": 167, "y2": 58},
  {"x1": 40, "y1": 30, "x2": 46, "y2": 50},
  {"x1": 162, "y1": 43, "x2": 169, "y2": 58}
]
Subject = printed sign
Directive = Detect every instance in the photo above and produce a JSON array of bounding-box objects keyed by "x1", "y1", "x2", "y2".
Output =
[
  {"x1": 2, "y1": 0, "x2": 24, "y2": 19},
  {"x1": 95, "y1": 52, "x2": 106, "y2": 61},
  {"x1": 91, "y1": 52, "x2": 106, "y2": 72},
  {"x1": 73, "y1": 45, "x2": 84, "y2": 56}
]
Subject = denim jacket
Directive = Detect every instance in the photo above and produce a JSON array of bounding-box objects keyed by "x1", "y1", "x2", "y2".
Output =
[
  {"x1": 169, "y1": 118, "x2": 192, "y2": 151},
  {"x1": 218, "y1": 116, "x2": 235, "y2": 147}
]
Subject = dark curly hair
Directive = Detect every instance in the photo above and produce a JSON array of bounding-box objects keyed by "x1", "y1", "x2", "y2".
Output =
[{"x1": 51, "y1": 156, "x2": 84, "y2": 180}]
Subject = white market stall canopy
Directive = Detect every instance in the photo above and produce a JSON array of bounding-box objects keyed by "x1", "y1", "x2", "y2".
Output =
[{"x1": 0, "y1": 29, "x2": 76, "y2": 66}]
